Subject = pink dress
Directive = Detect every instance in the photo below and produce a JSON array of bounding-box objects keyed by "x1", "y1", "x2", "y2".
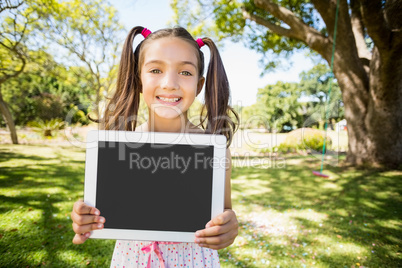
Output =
[{"x1": 110, "y1": 240, "x2": 221, "y2": 268}]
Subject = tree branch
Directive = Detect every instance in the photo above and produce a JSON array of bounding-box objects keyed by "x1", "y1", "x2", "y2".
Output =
[
  {"x1": 242, "y1": 8, "x2": 294, "y2": 38},
  {"x1": 0, "y1": 0, "x2": 23, "y2": 14},
  {"x1": 0, "y1": 49, "x2": 25, "y2": 84},
  {"x1": 358, "y1": 0, "x2": 391, "y2": 51},
  {"x1": 245, "y1": 0, "x2": 331, "y2": 60},
  {"x1": 350, "y1": 0, "x2": 371, "y2": 59},
  {"x1": 254, "y1": 0, "x2": 308, "y2": 33}
]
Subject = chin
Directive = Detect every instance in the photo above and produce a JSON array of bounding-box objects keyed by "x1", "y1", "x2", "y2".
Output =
[{"x1": 152, "y1": 106, "x2": 187, "y2": 121}]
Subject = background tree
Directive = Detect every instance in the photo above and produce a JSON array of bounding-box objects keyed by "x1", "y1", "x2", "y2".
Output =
[
  {"x1": 1, "y1": 49, "x2": 93, "y2": 126},
  {"x1": 0, "y1": 0, "x2": 44, "y2": 144},
  {"x1": 0, "y1": 0, "x2": 23, "y2": 13},
  {"x1": 0, "y1": 0, "x2": 59, "y2": 143},
  {"x1": 299, "y1": 63, "x2": 344, "y2": 129},
  {"x1": 256, "y1": 81, "x2": 302, "y2": 132},
  {"x1": 172, "y1": 0, "x2": 402, "y2": 168},
  {"x1": 44, "y1": 0, "x2": 124, "y2": 119}
]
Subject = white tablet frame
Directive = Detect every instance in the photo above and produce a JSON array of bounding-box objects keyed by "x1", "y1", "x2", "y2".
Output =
[{"x1": 84, "y1": 130, "x2": 227, "y2": 242}]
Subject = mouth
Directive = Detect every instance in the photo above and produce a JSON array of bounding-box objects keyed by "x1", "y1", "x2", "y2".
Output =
[{"x1": 156, "y1": 96, "x2": 182, "y2": 105}]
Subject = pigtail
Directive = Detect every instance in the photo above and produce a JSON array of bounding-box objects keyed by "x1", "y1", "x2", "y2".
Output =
[
  {"x1": 200, "y1": 38, "x2": 239, "y2": 147},
  {"x1": 103, "y1": 26, "x2": 145, "y2": 131}
]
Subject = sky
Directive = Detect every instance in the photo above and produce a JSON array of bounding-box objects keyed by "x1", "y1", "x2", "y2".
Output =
[{"x1": 109, "y1": 0, "x2": 314, "y2": 107}]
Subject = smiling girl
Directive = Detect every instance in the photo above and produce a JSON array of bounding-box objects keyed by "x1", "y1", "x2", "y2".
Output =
[{"x1": 71, "y1": 26, "x2": 239, "y2": 268}]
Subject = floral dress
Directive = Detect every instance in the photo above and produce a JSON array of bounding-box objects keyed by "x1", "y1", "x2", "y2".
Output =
[{"x1": 110, "y1": 240, "x2": 221, "y2": 268}]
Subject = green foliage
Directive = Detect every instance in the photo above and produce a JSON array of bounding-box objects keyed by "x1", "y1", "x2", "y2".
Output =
[
  {"x1": 27, "y1": 118, "x2": 65, "y2": 137},
  {"x1": 44, "y1": 0, "x2": 124, "y2": 100},
  {"x1": 0, "y1": 0, "x2": 57, "y2": 79},
  {"x1": 0, "y1": 0, "x2": 124, "y2": 133},
  {"x1": 1, "y1": 51, "x2": 94, "y2": 126},
  {"x1": 299, "y1": 63, "x2": 344, "y2": 126},
  {"x1": 239, "y1": 81, "x2": 303, "y2": 132},
  {"x1": 299, "y1": 64, "x2": 339, "y2": 103},
  {"x1": 67, "y1": 104, "x2": 90, "y2": 125},
  {"x1": 240, "y1": 102, "x2": 267, "y2": 129},
  {"x1": 170, "y1": 0, "x2": 322, "y2": 71},
  {"x1": 278, "y1": 128, "x2": 332, "y2": 153},
  {"x1": 236, "y1": 63, "x2": 344, "y2": 132},
  {"x1": 298, "y1": 63, "x2": 345, "y2": 129}
]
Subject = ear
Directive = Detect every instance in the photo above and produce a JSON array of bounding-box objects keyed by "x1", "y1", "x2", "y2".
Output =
[{"x1": 197, "y1": 76, "x2": 205, "y2": 96}]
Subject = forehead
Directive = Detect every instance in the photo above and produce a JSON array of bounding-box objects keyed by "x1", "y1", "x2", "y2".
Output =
[{"x1": 141, "y1": 37, "x2": 199, "y2": 66}]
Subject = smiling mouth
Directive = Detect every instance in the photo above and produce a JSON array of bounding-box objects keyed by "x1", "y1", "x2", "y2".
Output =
[{"x1": 156, "y1": 96, "x2": 182, "y2": 103}]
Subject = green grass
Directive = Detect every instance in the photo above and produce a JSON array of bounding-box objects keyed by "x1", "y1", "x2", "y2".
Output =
[
  {"x1": 0, "y1": 145, "x2": 401, "y2": 267},
  {"x1": 220, "y1": 156, "x2": 402, "y2": 267},
  {"x1": 0, "y1": 145, "x2": 114, "y2": 267}
]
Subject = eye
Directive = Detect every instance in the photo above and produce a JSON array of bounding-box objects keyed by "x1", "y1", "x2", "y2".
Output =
[
  {"x1": 150, "y1": 69, "x2": 161, "y2": 74},
  {"x1": 180, "y1": 71, "x2": 192, "y2": 76}
]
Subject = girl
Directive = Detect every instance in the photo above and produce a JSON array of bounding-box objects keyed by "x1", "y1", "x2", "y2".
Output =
[{"x1": 71, "y1": 26, "x2": 239, "y2": 268}]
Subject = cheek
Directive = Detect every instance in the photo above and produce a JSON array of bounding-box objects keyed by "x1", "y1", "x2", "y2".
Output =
[
  {"x1": 141, "y1": 76, "x2": 154, "y2": 93},
  {"x1": 184, "y1": 79, "x2": 199, "y2": 94}
]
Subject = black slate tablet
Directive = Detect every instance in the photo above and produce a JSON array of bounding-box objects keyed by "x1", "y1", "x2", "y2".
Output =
[{"x1": 84, "y1": 130, "x2": 227, "y2": 242}]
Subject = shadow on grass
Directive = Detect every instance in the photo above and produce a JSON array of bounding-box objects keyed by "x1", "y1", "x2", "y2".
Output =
[
  {"x1": 1, "y1": 145, "x2": 401, "y2": 267},
  {"x1": 0, "y1": 145, "x2": 114, "y2": 267},
  {"x1": 224, "y1": 155, "x2": 402, "y2": 267}
]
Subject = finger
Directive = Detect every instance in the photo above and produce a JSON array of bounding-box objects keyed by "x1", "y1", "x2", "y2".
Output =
[
  {"x1": 205, "y1": 220, "x2": 213, "y2": 228},
  {"x1": 73, "y1": 200, "x2": 100, "y2": 216},
  {"x1": 195, "y1": 226, "x2": 238, "y2": 245},
  {"x1": 205, "y1": 209, "x2": 236, "y2": 228},
  {"x1": 210, "y1": 212, "x2": 231, "y2": 226},
  {"x1": 196, "y1": 216, "x2": 238, "y2": 238},
  {"x1": 72, "y1": 233, "x2": 90, "y2": 244},
  {"x1": 197, "y1": 231, "x2": 232, "y2": 245},
  {"x1": 72, "y1": 222, "x2": 104, "y2": 235},
  {"x1": 196, "y1": 224, "x2": 230, "y2": 238},
  {"x1": 199, "y1": 239, "x2": 234, "y2": 250},
  {"x1": 71, "y1": 211, "x2": 105, "y2": 225}
]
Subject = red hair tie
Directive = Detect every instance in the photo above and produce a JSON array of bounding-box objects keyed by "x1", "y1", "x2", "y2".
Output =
[
  {"x1": 141, "y1": 28, "x2": 152, "y2": 38},
  {"x1": 196, "y1": 38, "x2": 205, "y2": 48}
]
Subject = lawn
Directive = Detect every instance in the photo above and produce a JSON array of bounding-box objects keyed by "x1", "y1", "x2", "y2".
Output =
[{"x1": 0, "y1": 144, "x2": 401, "y2": 267}]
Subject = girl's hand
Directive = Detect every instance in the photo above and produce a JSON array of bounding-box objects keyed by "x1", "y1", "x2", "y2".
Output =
[
  {"x1": 71, "y1": 200, "x2": 105, "y2": 244},
  {"x1": 194, "y1": 209, "x2": 238, "y2": 250}
]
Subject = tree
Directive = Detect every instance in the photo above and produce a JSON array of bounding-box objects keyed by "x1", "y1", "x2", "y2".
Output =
[
  {"x1": 172, "y1": 0, "x2": 402, "y2": 168},
  {"x1": 299, "y1": 63, "x2": 344, "y2": 129},
  {"x1": 44, "y1": 0, "x2": 124, "y2": 119},
  {"x1": 256, "y1": 82, "x2": 302, "y2": 132},
  {"x1": 0, "y1": 0, "x2": 23, "y2": 13},
  {"x1": 0, "y1": 0, "x2": 51, "y2": 143},
  {"x1": 1, "y1": 49, "x2": 94, "y2": 125}
]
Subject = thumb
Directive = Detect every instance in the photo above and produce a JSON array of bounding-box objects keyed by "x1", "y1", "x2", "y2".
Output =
[
  {"x1": 205, "y1": 220, "x2": 214, "y2": 228},
  {"x1": 72, "y1": 233, "x2": 90, "y2": 244},
  {"x1": 209, "y1": 214, "x2": 227, "y2": 227}
]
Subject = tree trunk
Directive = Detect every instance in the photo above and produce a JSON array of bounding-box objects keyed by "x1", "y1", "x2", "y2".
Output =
[
  {"x1": 312, "y1": 0, "x2": 402, "y2": 168},
  {"x1": 242, "y1": 0, "x2": 402, "y2": 167},
  {"x1": 364, "y1": 44, "x2": 402, "y2": 168},
  {"x1": 335, "y1": 45, "x2": 402, "y2": 168},
  {"x1": 0, "y1": 87, "x2": 18, "y2": 144}
]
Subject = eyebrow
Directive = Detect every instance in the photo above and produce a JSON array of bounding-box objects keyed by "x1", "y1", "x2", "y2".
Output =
[{"x1": 144, "y1": 60, "x2": 197, "y2": 69}]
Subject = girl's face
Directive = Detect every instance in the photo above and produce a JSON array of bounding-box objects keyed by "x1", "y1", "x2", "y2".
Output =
[{"x1": 140, "y1": 37, "x2": 205, "y2": 120}]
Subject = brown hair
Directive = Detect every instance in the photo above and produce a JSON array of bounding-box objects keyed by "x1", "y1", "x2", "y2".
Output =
[{"x1": 101, "y1": 26, "x2": 238, "y2": 147}]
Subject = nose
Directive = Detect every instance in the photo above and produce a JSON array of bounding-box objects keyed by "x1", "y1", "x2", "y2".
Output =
[{"x1": 162, "y1": 71, "x2": 179, "y2": 91}]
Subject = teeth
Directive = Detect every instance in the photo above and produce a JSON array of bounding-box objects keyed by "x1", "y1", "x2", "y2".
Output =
[{"x1": 158, "y1": 97, "x2": 181, "y2": 102}]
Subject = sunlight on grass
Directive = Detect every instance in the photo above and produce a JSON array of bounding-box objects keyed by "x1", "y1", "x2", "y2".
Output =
[
  {"x1": 220, "y1": 156, "x2": 402, "y2": 267},
  {"x1": 1, "y1": 145, "x2": 401, "y2": 267},
  {"x1": 321, "y1": 182, "x2": 339, "y2": 190},
  {"x1": 232, "y1": 178, "x2": 272, "y2": 199}
]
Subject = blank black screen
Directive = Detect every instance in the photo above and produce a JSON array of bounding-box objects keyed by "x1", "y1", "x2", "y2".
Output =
[{"x1": 96, "y1": 141, "x2": 214, "y2": 232}]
